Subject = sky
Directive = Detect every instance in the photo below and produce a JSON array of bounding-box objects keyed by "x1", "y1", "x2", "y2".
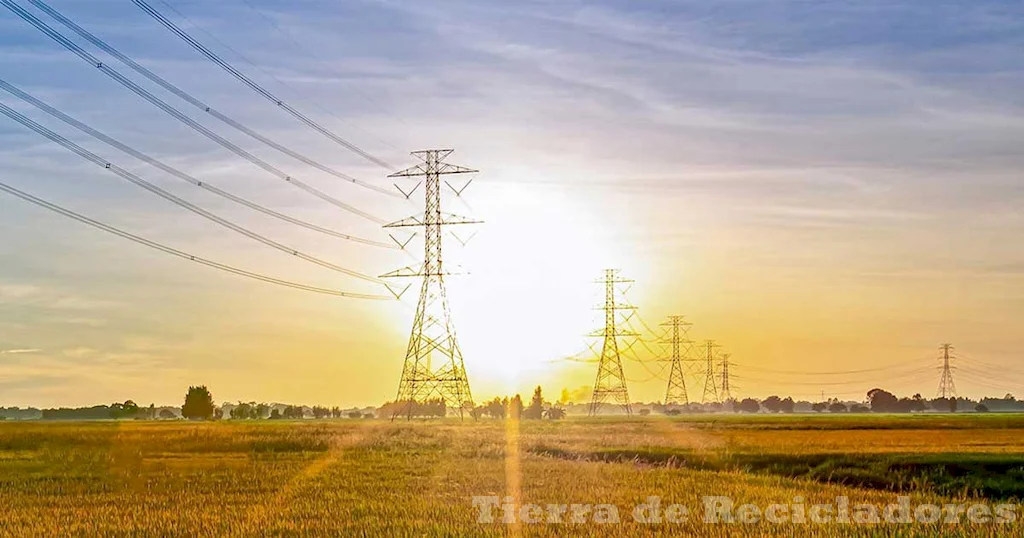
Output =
[{"x1": 0, "y1": 0, "x2": 1022, "y2": 408}]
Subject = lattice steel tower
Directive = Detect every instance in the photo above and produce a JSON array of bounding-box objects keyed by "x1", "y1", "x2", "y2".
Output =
[
  {"x1": 382, "y1": 149, "x2": 479, "y2": 419},
  {"x1": 588, "y1": 269, "x2": 636, "y2": 416},
  {"x1": 937, "y1": 343, "x2": 957, "y2": 400},
  {"x1": 661, "y1": 315, "x2": 694, "y2": 405},
  {"x1": 720, "y1": 353, "x2": 732, "y2": 401},
  {"x1": 701, "y1": 340, "x2": 720, "y2": 403}
]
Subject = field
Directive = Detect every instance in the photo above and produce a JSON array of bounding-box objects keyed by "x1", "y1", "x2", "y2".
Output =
[{"x1": 1, "y1": 415, "x2": 1023, "y2": 537}]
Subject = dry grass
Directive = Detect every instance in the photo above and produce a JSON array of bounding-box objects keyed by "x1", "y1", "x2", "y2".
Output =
[{"x1": 0, "y1": 415, "x2": 1021, "y2": 536}]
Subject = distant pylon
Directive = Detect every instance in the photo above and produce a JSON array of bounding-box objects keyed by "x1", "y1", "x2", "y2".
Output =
[
  {"x1": 720, "y1": 353, "x2": 732, "y2": 401},
  {"x1": 937, "y1": 343, "x2": 957, "y2": 400},
  {"x1": 381, "y1": 149, "x2": 480, "y2": 419},
  {"x1": 660, "y1": 315, "x2": 693, "y2": 406},
  {"x1": 701, "y1": 340, "x2": 720, "y2": 403},
  {"x1": 588, "y1": 269, "x2": 635, "y2": 416}
]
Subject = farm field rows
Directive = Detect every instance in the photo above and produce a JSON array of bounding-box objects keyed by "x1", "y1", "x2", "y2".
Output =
[{"x1": 0, "y1": 414, "x2": 1022, "y2": 537}]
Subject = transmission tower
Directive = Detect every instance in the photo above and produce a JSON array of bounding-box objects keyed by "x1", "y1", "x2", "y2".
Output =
[
  {"x1": 937, "y1": 343, "x2": 957, "y2": 400},
  {"x1": 701, "y1": 340, "x2": 720, "y2": 403},
  {"x1": 660, "y1": 315, "x2": 693, "y2": 406},
  {"x1": 382, "y1": 149, "x2": 479, "y2": 419},
  {"x1": 588, "y1": 269, "x2": 636, "y2": 416},
  {"x1": 720, "y1": 353, "x2": 733, "y2": 402}
]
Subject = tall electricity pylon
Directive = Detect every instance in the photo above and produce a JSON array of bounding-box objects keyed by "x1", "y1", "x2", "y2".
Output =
[
  {"x1": 660, "y1": 315, "x2": 693, "y2": 406},
  {"x1": 382, "y1": 149, "x2": 479, "y2": 419},
  {"x1": 589, "y1": 269, "x2": 636, "y2": 416},
  {"x1": 701, "y1": 340, "x2": 720, "y2": 403},
  {"x1": 720, "y1": 353, "x2": 732, "y2": 401},
  {"x1": 937, "y1": 343, "x2": 957, "y2": 400}
]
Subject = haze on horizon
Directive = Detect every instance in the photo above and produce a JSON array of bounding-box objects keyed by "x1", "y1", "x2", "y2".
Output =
[{"x1": 0, "y1": 0, "x2": 1021, "y2": 408}]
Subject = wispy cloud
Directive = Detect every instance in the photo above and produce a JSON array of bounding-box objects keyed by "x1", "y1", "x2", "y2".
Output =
[{"x1": 0, "y1": 348, "x2": 41, "y2": 355}]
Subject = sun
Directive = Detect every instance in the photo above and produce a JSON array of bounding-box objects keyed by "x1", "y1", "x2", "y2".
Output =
[{"x1": 444, "y1": 171, "x2": 625, "y2": 396}]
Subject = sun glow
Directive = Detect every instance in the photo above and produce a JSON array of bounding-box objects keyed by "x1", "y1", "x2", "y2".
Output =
[{"x1": 444, "y1": 172, "x2": 623, "y2": 396}]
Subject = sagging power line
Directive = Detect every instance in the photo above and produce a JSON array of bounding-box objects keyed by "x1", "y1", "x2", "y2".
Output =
[
  {"x1": 0, "y1": 180, "x2": 391, "y2": 300},
  {"x1": 0, "y1": 101, "x2": 384, "y2": 285},
  {"x1": 0, "y1": 0, "x2": 384, "y2": 224},
  {"x1": 0, "y1": 79, "x2": 393, "y2": 249},
  {"x1": 25, "y1": 0, "x2": 397, "y2": 199},
  {"x1": 132, "y1": 0, "x2": 393, "y2": 170}
]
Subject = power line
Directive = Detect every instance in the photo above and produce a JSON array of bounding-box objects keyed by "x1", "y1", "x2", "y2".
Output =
[
  {"x1": 234, "y1": 0, "x2": 410, "y2": 140},
  {"x1": 0, "y1": 0, "x2": 384, "y2": 224},
  {"x1": 734, "y1": 362, "x2": 927, "y2": 376},
  {"x1": 26, "y1": 0, "x2": 398, "y2": 199},
  {"x1": 0, "y1": 101, "x2": 384, "y2": 285},
  {"x1": 0, "y1": 78, "x2": 393, "y2": 249},
  {"x1": 0, "y1": 180, "x2": 391, "y2": 300},
  {"x1": 132, "y1": 0, "x2": 393, "y2": 170}
]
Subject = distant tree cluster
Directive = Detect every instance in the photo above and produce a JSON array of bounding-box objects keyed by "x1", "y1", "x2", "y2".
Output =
[
  {"x1": 468, "y1": 387, "x2": 566, "y2": 421},
  {"x1": 228, "y1": 402, "x2": 270, "y2": 420},
  {"x1": 40, "y1": 400, "x2": 156, "y2": 420},
  {"x1": 378, "y1": 399, "x2": 448, "y2": 419}
]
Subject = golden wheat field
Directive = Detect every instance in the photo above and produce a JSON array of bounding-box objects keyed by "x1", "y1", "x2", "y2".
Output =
[{"x1": 1, "y1": 415, "x2": 1022, "y2": 537}]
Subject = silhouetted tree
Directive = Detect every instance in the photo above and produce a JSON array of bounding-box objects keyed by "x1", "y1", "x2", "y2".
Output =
[
  {"x1": 976, "y1": 403, "x2": 990, "y2": 413},
  {"x1": 811, "y1": 402, "x2": 828, "y2": 413},
  {"x1": 523, "y1": 386, "x2": 545, "y2": 420},
  {"x1": 270, "y1": 408, "x2": 281, "y2": 419},
  {"x1": 849, "y1": 404, "x2": 870, "y2": 413},
  {"x1": 348, "y1": 411, "x2": 361, "y2": 419},
  {"x1": 737, "y1": 398, "x2": 760, "y2": 413},
  {"x1": 780, "y1": 397, "x2": 795, "y2": 413},
  {"x1": 509, "y1": 395, "x2": 524, "y2": 420},
  {"x1": 762, "y1": 396, "x2": 783, "y2": 413},
  {"x1": 256, "y1": 403, "x2": 270, "y2": 419},
  {"x1": 828, "y1": 402, "x2": 848, "y2": 413},
  {"x1": 158, "y1": 409, "x2": 176, "y2": 419},
  {"x1": 867, "y1": 388, "x2": 898, "y2": 412},
  {"x1": 182, "y1": 386, "x2": 215, "y2": 420},
  {"x1": 545, "y1": 407, "x2": 566, "y2": 420}
]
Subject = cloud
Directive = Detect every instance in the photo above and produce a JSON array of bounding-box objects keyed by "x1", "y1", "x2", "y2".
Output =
[{"x1": 0, "y1": 348, "x2": 41, "y2": 355}]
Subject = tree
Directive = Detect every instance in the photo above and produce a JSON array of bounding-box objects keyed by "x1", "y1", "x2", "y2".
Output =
[
  {"x1": 182, "y1": 386, "x2": 215, "y2": 420},
  {"x1": 811, "y1": 402, "x2": 828, "y2": 413},
  {"x1": 780, "y1": 397, "x2": 795, "y2": 414},
  {"x1": 849, "y1": 404, "x2": 870, "y2": 413},
  {"x1": 509, "y1": 395, "x2": 524, "y2": 420},
  {"x1": 256, "y1": 403, "x2": 270, "y2": 419},
  {"x1": 762, "y1": 396, "x2": 783, "y2": 413},
  {"x1": 270, "y1": 408, "x2": 281, "y2": 420},
  {"x1": 737, "y1": 398, "x2": 760, "y2": 414},
  {"x1": 158, "y1": 409, "x2": 176, "y2": 419},
  {"x1": 312, "y1": 406, "x2": 331, "y2": 419},
  {"x1": 976, "y1": 403, "x2": 990, "y2": 413},
  {"x1": 348, "y1": 411, "x2": 362, "y2": 419},
  {"x1": 867, "y1": 389, "x2": 898, "y2": 412},
  {"x1": 545, "y1": 407, "x2": 566, "y2": 420},
  {"x1": 638, "y1": 408, "x2": 651, "y2": 416},
  {"x1": 828, "y1": 402, "x2": 848, "y2": 413},
  {"x1": 523, "y1": 386, "x2": 545, "y2": 420}
]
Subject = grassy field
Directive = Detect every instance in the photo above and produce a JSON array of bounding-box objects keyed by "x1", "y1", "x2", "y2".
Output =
[{"x1": 0, "y1": 414, "x2": 1022, "y2": 537}]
